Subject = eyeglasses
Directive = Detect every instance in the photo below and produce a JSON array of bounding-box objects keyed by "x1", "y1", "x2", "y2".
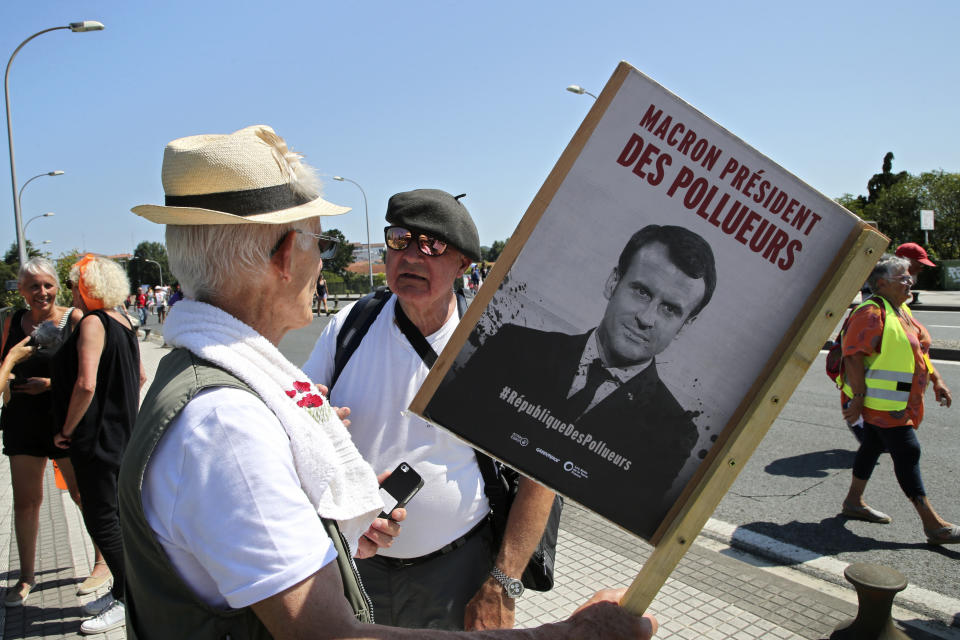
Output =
[
  {"x1": 886, "y1": 274, "x2": 914, "y2": 284},
  {"x1": 271, "y1": 229, "x2": 339, "y2": 260},
  {"x1": 384, "y1": 226, "x2": 448, "y2": 257}
]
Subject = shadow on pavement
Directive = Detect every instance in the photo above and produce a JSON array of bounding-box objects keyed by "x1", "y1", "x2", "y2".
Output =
[
  {"x1": 764, "y1": 448, "x2": 855, "y2": 478},
  {"x1": 736, "y1": 516, "x2": 960, "y2": 560}
]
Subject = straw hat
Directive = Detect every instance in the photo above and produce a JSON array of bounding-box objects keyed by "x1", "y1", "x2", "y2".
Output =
[{"x1": 132, "y1": 125, "x2": 349, "y2": 225}]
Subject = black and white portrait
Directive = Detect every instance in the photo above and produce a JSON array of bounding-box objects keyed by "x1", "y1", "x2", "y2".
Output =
[{"x1": 414, "y1": 63, "x2": 863, "y2": 541}]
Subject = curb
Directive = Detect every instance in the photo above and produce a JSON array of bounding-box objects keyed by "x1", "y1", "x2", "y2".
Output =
[{"x1": 700, "y1": 518, "x2": 960, "y2": 635}]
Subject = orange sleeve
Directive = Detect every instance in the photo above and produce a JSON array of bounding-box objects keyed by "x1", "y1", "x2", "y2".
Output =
[{"x1": 841, "y1": 304, "x2": 884, "y2": 358}]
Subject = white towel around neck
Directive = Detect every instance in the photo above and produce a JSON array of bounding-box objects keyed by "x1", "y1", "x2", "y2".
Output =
[{"x1": 162, "y1": 299, "x2": 382, "y2": 555}]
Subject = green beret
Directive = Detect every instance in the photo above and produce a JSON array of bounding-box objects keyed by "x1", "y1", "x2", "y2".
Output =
[{"x1": 385, "y1": 189, "x2": 481, "y2": 261}]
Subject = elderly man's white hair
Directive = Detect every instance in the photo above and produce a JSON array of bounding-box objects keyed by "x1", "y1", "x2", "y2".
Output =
[{"x1": 167, "y1": 218, "x2": 320, "y2": 302}]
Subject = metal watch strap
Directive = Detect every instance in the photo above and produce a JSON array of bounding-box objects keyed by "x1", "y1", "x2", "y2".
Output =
[{"x1": 490, "y1": 566, "x2": 524, "y2": 598}]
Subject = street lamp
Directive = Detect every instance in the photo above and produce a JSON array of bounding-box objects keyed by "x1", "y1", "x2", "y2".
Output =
[
  {"x1": 332, "y1": 175, "x2": 373, "y2": 290},
  {"x1": 133, "y1": 257, "x2": 163, "y2": 287},
  {"x1": 6, "y1": 21, "x2": 105, "y2": 266},
  {"x1": 18, "y1": 170, "x2": 64, "y2": 216},
  {"x1": 23, "y1": 211, "x2": 54, "y2": 233},
  {"x1": 566, "y1": 84, "x2": 597, "y2": 100}
]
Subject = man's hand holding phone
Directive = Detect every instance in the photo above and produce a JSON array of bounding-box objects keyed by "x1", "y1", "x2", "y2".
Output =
[{"x1": 355, "y1": 462, "x2": 423, "y2": 559}]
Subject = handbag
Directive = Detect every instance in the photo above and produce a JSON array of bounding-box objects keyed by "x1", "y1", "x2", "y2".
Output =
[
  {"x1": 825, "y1": 296, "x2": 885, "y2": 387},
  {"x1": 477, "y1": 455, "x2": 562, "y2": 591}
]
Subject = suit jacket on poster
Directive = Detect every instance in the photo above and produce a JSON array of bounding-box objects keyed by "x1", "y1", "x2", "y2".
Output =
[{"x1": 427, "y1": 323, "x2": 699, "y2": 539}]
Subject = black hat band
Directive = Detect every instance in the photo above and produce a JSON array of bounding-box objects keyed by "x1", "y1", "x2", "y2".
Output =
[{"x1": 165, "y1": 183, "x2": 313, "y2": 216}]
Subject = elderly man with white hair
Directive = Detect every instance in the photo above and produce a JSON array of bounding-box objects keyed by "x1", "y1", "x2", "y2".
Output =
[{"x1": 119, "y1": 124, "x2": 657, "y2": 640}]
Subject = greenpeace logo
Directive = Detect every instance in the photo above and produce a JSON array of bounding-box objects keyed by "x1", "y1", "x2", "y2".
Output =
[{"x1": 536, "y1": 447, "x2": 560, "y2": 463}]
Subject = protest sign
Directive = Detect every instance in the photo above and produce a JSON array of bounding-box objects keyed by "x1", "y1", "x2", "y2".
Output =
[{"x1": 409, "y1": 61, "x2": 886, "y2": 611}]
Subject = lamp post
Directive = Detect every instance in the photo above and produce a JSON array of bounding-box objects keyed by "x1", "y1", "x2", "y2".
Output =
[
  {"x1": 565, "y1": 84, "x2": 597, "y2": 100},
  {"x1": 18, "y1": 170, "x2": 64, "y2": 216},
  {"x1": 332, "y1": 175, "x2": 373, "y2": 290},
  {"x1": 23, "y1": 211, "x2": 54, "y2": 234},
  {"x1": 133, "y1": 257, "x2": 163, "y2": 287},
  {"x1": 6, "y1": 21, "x2": 105, "y2": 267}
]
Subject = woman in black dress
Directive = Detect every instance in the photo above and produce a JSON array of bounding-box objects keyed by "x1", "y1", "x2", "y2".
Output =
[
  {"x1": 52, "y1": 255, "x2": 145, "y2": 634},
  {"x1": 0, "y1": 258, "x2": 107, "y2": 607}
]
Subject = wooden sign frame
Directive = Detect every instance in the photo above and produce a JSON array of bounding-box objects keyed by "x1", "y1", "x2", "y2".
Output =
[{"x1": 409, "y1": 61, "x2": 887, "y2": 614}]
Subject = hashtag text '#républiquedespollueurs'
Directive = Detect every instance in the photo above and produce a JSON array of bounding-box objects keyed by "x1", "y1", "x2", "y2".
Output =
[{"x1": 498, "y1": 385, "x2": 633, "y2": 471}]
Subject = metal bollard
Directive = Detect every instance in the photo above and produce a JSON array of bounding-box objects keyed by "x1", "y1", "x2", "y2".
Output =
[{"x1": 830, "y1": 563, "x2": 909, "y2": 639}]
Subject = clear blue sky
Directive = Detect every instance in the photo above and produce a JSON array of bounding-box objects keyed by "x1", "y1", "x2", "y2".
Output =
[{"x1": 3, "y1": 1, "x2": 958, "y2": 257}]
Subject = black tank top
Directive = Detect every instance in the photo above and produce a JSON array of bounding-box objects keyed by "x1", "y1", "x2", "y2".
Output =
[
  {"x1": 0, "y1": 307, "x2": 75, "y2": 431},
  {"x1": 52, "y1": 310, "x2": 140, "y2": 465}
]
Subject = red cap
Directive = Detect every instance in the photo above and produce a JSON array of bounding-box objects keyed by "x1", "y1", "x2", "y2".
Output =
[{"x1": 895, "y1": 242, "x2": 936, "y2": 267}]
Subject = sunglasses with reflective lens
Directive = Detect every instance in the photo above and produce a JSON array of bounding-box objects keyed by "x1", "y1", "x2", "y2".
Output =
[
  {"x1": 271, "y1": 230, "x2": 339, "y2": 260},
  {"x1": 384, "y1": 226, "x2": 448, "y2": 257}
]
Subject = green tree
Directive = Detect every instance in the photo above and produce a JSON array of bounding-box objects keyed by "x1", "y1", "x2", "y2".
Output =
[
  {"x1": 130, "y1": 241, "x2": 171, "y2": 289},
  {"x1": 320, "y1": 228, "x2": 355, "y2": 276},
  {"x1": 55, "y1": 251, "x2": 82, "y2": 306},
  {"x1": 915, "y1": 171, "x2": 960, "y2": 260},
  {"x1": 482, "y1": 238, "x2": 509, "y2": 262},
  {"x1": 0, "y1": 260, "x2": 19, "y2": 310},
  {"x1": 867, "y1": 178, "x2": 923, "y2": 248},
  {"x1": 4, "y1": 239, "x2": 49, "y2": 268}
]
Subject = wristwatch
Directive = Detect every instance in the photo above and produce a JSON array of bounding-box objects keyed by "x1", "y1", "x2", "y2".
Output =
[{"x1": 490, "y1": 566, "x2": 524, "y2": 598}]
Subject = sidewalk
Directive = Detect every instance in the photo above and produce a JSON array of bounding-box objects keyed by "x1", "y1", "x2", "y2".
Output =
[{"x1": 2, "y1": 337, "x2": 956, "y2": 639}]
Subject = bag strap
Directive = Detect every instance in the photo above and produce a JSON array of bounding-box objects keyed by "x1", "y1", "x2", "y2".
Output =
[
  {"x1": 391, "y1": 291, "x2": 505, "y2": 507},
  {"x1": 331, "y1": 288, "x2": 467, "y2": 389},
  {"x1": 394, "y1": 302, "x2": 438, "y2": 368},
  {"x1": 331, "y1": 288, "x2": 394, "y2": 390}
]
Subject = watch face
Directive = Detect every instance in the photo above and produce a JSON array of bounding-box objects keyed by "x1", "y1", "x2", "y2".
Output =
[{"x1": 507, "y1": 580, "x2": 524, "y2": 597}]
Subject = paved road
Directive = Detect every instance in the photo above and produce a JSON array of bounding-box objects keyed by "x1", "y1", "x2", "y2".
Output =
[
  {"x1": 712, "y1": 352, "x2": 960, "y2": 600},
  {"x1": 914, "y1": 309, "x2": 960, "y2": 342}
]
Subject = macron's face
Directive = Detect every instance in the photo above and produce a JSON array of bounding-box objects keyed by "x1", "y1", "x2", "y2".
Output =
[{"x1": 596, "y1": 242, "x2": 705, "y2": 368}]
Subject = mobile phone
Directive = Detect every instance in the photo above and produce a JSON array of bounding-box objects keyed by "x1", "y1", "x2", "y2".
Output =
[{"x1": 378, "y1": 462, "x2": 423, "y2": 519}]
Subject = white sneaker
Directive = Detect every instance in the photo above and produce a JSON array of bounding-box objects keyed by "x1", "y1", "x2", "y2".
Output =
[
  {"x1": 80, "y1": 599, "x2": 125, "y2": 634},
  {"x1": 81, "y1": 592, "x2": 114, "y2": 617}
]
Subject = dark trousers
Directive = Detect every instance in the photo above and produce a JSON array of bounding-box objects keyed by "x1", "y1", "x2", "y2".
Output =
[
  {"x1": 853, "y1": 423, "x2": 926, "y2": 499},
  {"x1": 356, "y1": 527, "x2": 493, "y2": 630},
  {"x1": 72, "y1": 457, "x2": 125, "y2": 601}
]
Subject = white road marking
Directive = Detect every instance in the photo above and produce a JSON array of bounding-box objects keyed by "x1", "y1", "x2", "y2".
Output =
[{"x1": 699, "y1": 518, "x2": 960, "y2": 633}]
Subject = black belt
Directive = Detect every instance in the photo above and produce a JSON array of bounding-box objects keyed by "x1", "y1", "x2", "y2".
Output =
[{"x1": 374, "y1": 516, "x2": 490, "y2": 569}]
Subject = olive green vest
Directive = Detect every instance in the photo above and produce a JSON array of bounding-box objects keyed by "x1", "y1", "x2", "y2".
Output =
[{"x1": 118, "y1": 348, "x2": 373, "y2": 640}]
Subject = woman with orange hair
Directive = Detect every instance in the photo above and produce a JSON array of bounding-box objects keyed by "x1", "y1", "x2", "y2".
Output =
[{"x1": 52, "y1": 255, "x2": 145, "y2": 634}]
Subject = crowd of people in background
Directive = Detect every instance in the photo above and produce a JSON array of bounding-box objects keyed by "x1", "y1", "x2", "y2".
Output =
[{"x1": 128, "y1": 283, "x2": 182, "y2": 327}]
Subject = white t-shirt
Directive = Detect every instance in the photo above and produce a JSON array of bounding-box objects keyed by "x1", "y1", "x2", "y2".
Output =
[
  {"x1": 303, "y1": 295, "x2": 489, "y2": 558},
  {"x1": 142, "y1": 387, "x2": 338, "y2": 609}
]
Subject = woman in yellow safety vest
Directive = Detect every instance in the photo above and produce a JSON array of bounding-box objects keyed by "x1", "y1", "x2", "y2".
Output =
[{"x1": 839, "y1": 255, "x2": 958, "y2": 544}]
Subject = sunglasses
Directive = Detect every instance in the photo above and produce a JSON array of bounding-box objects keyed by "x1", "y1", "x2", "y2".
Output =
[
  {"x1": 271, "y1": 229, "x2": 339, "y2": 260},
  {"x1": 384, "y1": 226, "x2": 448, "y2": 257}
]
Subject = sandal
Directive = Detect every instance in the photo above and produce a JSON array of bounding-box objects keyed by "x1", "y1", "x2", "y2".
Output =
[
  {"x1": 841, "y1": 502, "x2": 892, "y2": 524},
  {"x1": 77, "y1": 562, "x2": 113, "y2": 596},
  {"x1": 925, "y1": 524, "x2": 960, "y2": 545},
  {"x1": 4, "y1": 580, "x2": 35, "y2": 607}
]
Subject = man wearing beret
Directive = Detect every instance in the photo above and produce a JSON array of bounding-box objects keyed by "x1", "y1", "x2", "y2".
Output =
[{"x1": 303, "y1": 189, "x2": 556, "y2": 631}]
